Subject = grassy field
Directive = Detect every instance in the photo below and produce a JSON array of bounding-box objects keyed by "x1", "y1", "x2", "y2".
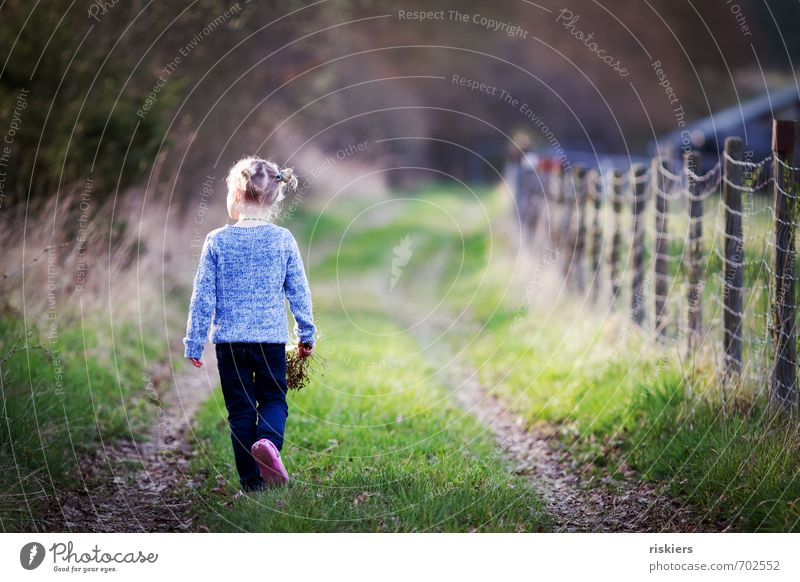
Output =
[
  {"x1": 7, "y1": 182, "x2": 793, "y2": 532},
  {"x1": 190, "y1": 183, "x2": 799, "y2": 532}
]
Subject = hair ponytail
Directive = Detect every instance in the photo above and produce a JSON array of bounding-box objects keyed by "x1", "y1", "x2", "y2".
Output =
[{"x1": 277, "y1": 167, "x2": 298, "y2": 194}]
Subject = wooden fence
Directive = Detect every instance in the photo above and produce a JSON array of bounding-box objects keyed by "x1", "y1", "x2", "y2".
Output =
[{"x1": 512, "y1": 119, "x2": 799, "y2": 415}]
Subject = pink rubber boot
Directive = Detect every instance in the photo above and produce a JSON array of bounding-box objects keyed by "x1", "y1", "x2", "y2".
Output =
[{"x1": 251, "y1": 438, "x2": 289, "y2": 487}]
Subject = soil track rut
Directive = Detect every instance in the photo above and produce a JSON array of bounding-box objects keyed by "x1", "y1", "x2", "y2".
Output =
[
  {"x1": 41, "y1": 352, "x2": 215, "y2": 532},
  {"x1": 454, "y1": 366, "x2": 712, "y2": 532},
  {"x1": 407, "y1": 310, "x2": 717, "y2": 532}
]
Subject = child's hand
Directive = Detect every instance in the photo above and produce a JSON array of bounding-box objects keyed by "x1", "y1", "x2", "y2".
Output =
[
  {"x1": 189, "y1": 358, "x2": 203, "y2": 368},
  {"x1": 298, "y1": 342, "x2": 314, "y2": 358}
]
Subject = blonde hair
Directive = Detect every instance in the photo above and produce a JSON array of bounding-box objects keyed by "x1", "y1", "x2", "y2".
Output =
[{"x1": 225, "y1": 156, "x2": 298, "y2": 208}]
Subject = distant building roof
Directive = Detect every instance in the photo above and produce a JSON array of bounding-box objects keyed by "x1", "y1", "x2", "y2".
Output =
[{"x1": 657, "y1": 84, "x2": 800, "y2": 160}]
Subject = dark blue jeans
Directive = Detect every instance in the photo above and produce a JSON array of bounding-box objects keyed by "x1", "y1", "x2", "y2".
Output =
[{"x1": 215, "y1": 342, "x2": 288, "y2": 492}]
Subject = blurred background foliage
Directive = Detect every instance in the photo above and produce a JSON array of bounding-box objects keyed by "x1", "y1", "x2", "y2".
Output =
[{"x1": 1, "y1": 0, "x2": 799, "y2": 208}]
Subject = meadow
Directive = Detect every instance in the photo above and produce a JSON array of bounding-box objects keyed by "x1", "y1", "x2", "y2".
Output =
[
  {"x1": 2, "y1": 183, "x2": 797, "y2": 532},
  {"x1": 189, "y1": 184, "x2": 800, "y2": 532}
]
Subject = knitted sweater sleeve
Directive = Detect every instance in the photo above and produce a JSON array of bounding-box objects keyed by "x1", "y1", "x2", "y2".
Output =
[
  {"x1": 284, "y1": 233, "x2": 316, "y2": 344},
  {"x1": 183, "y1": 235, "x2": 217, "y2": 359}
]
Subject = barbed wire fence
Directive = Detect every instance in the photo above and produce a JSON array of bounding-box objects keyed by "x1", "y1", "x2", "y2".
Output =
[{"x1": 512, "y1": 119, "x2": 799, "y2": 416}]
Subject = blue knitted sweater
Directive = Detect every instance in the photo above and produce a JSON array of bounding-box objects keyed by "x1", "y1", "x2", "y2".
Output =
[{"x1": 183, "y1": 223, "x2": 316, "y2": 359}]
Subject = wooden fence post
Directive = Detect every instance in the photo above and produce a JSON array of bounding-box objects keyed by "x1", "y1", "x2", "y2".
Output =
[
  {"x1": 685, "y1": 150, "x2": 703, "y2": 354},
  {"x1": 653, "y1": 158, "x2": 670, "y2": 337},
  {"x1": 588, "y1": 169, "x2": 603, "y2": 302},
  {"x1": 551, "y1": 164, "x2": 567, "y2": 256},
  {"x1": 722, "y1": 137, "x2": 744, "y2": 375},
  {"x1": 558, "y1": 166, "x2": 577, "y2": 283},
  {"x1": 528, "y1": 160, "x2": 546, "y2": 238},
  {"x1": 514, "y1": 152, "x2": 528, "y2": 232},
  {"x1": 549, "y1": 162, "x2": 564, "y2": 203},
  {"x1": 572, "y1": 165, "x2": 588, "y2": 292},
  {"x1": 517, "y1": 154, "x2": 545, "y2": 238},
  {"x1": 609, "y1": 170, "x2": 624, "y2": 303},
  {"x1": 631, "y1": 164, "x2": 648, "y2": 326},
  {"x1": 770, "y1": 119, "x2": 798, "y2": 414}
]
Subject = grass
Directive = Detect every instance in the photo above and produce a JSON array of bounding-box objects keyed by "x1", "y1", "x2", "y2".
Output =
[
  {"x1": 0, "y1": 308, "x2": 169, "y2": 531},
  {"x1": 467, "y1": 307, "x2": 800, "y2": 531},
  {"x1": 628, "y1": 381, "x2": 800, "y2": 532},
  {"x1": 190, "y1": 312, "x2": 549, "y2": 532}
]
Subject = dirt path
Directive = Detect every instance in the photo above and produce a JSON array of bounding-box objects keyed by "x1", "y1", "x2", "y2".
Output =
[
  {"x1": 454, "y1": 366, "x2": 713, "y2": 532},
  {"x1": 41, "y1": 352, "x2": 215, "y2": 533}
]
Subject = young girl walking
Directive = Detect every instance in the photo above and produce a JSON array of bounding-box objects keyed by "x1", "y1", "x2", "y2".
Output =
[{"x1": 184, "y1": 156, "x2": 316, "y2": 494}]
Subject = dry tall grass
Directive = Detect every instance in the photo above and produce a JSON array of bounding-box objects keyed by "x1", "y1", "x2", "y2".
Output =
[{"x1": 1, "y1": 183, "x2": 202, "y2": 343}]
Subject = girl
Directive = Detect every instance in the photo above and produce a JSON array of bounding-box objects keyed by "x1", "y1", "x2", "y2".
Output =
[{"x1": 184, "y1": 156, "x2": 316, "y2": 494}]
